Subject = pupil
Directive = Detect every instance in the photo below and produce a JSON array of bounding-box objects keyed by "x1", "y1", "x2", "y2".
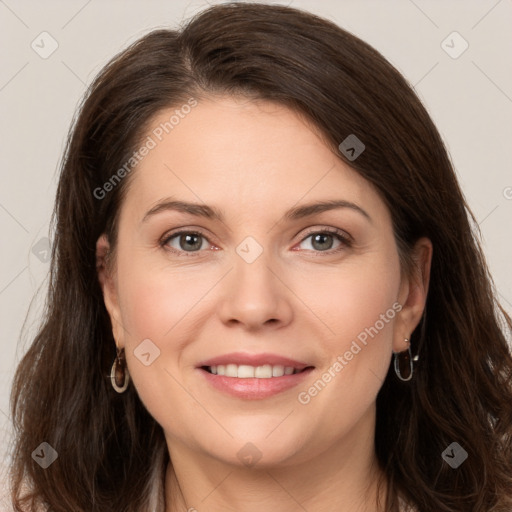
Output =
[
  {"x1": 312, "y1": 233, "x2": 333, "y2": 251},
  {"x1": 181, "y1": 234, "x2": 201, "y2": 251}
]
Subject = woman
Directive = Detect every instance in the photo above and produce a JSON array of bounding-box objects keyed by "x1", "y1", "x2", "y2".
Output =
[{"x1": 9, "y1": 3, "x2": 512, "y2": 511}]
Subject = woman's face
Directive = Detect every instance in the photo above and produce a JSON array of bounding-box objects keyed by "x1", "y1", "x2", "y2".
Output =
[{"x1": 98, "y1": 95, "x2": 428, "y2": 469}]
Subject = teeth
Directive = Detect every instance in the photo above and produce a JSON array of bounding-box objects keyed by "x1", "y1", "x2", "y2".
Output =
[
  {"x1": 238, "y1": 365, "x2": 255, "y2": 378},
  {"x1": 272, "y1": 365, "x2": 284, "y2": 377},
  {"x1": 209, "y1": 364, "x2": 300, "y2": 378}
]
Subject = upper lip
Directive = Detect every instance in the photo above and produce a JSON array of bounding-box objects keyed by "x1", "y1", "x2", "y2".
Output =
[{"x1": 197, "y1": 352, "x2": 312, "y2": 371}]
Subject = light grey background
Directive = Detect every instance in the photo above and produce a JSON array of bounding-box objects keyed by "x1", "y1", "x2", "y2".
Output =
[{"x1": 1, "y1": 0, "x2": 511, "y2": 504}]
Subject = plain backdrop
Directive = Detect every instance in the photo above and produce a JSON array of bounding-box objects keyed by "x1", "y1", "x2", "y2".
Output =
[{"x1": 1, "y1": 0, "x2": 511, "y2": 505}]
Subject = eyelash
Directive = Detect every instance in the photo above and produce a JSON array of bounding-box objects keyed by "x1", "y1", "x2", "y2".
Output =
[{"x1": 159, "y1": 227, "x2": 352, "y2": 257}]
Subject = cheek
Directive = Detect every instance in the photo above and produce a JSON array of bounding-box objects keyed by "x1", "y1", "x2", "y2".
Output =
[
  {"x1": 113, "y1": 250, "x2": 221, "y2": 411},
  {"x1": 296, "y1": 249, "x2": 401, "y2": 408},
  {"x1": 339, "y1": 262, "x2": 400, "y2": 342},
  {"x1": 302, "y1": 248, "x2": 401, "y2": 350},
  {"x1": 116, "y1": 253, "x2": 209, "y2": 343},
  {"x1": 347, "y1": 260, "x2": 400, "y2": 360},
  {"x1": 113, "y1": 260, "x2": 199, "y2": 428}
]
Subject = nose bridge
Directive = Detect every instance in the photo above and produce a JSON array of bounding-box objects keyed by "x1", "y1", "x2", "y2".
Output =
[{"x1": 217, "y1": 236, "x2": 292, "y2": 328}]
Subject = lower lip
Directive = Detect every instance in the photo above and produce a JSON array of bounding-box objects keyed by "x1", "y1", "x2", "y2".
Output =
[{"x1": 199, "y1": 368, "x2": 314, "y2": 400}]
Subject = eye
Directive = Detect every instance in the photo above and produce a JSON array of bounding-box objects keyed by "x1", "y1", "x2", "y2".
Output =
[
  {"x1": 160, "y1": 227, "x2": 352, "y2": 257},
  {"x1": 296, "y1": 228, "x2": 352, "y2": 253},
  {"x1": 161, "y1": 230, "x2": 212, "y2": 255}
]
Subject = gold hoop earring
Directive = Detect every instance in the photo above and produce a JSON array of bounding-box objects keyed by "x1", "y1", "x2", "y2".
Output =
[{"x1": 110, "y1": 347, "x2": 130, "y2": 393}]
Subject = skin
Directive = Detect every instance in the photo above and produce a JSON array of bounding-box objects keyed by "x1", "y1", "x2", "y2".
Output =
[{"x1": 97, "y1": 95, "x2": 432, "y2": 512}]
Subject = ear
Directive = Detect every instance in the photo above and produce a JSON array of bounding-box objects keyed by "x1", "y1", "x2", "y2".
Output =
[
  {"x1": 96, "y1": 234, "x2": 124, "y2": 348},
  {"x1": 393, "y1": 237, "x2": 433, "y2": 352}
]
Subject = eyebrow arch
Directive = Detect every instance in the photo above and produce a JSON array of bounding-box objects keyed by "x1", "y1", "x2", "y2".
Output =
[
  {"x1": 141, "y1": 199, "x2": 225, "y2": 224},
  {"x1": 141, "y1": 198, "x2": 372, "y2": 224},
  {"x1": 284, "y1": 199, "x2": 372, "y2": 223}
]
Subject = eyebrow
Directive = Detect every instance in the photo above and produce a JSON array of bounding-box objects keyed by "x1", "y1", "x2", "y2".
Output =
[{"x1": 141, "y1": 198, "x2": 372, "y2": 224}]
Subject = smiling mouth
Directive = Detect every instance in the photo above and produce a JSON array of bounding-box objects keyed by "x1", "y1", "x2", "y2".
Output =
[{"x1": 201, "y1": 364, "x2": 313, "y2": 378}]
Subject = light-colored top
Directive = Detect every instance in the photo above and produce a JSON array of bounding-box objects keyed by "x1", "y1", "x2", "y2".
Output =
[{"x1": 149, "y1": 470, "x2": 418, "y2": 512}]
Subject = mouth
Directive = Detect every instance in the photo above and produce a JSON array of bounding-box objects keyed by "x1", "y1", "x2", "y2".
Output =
[
  {"x1": 196, "y1": 352, "x2": 315, "y2": 399},
  {"x1": 201, "y1": 364, "x2": 312, "y2": 378}
]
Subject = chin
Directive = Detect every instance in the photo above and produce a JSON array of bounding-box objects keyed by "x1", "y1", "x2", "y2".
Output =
[{"x1": 197, "y1": 428, "x2": 311, "y2": 469}]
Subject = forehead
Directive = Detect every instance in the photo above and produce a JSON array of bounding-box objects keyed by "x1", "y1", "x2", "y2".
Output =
[{"x1": 119, "y1": 96, "x2": 389, "y2": 228}]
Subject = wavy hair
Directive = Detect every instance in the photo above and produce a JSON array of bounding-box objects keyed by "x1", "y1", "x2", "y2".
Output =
[{"x1": 10, "y1": 3, "x2": 512, "y2": 511}]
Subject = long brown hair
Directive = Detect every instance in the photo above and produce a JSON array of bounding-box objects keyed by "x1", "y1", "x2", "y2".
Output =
[{"x1": 10, "y1": 3, "x2": 512, "y2": 511}]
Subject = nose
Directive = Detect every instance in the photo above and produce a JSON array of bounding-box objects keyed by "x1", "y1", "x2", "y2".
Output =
[{"x1": 217, "y1": 249, "x2": 294, "y2": 332}]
